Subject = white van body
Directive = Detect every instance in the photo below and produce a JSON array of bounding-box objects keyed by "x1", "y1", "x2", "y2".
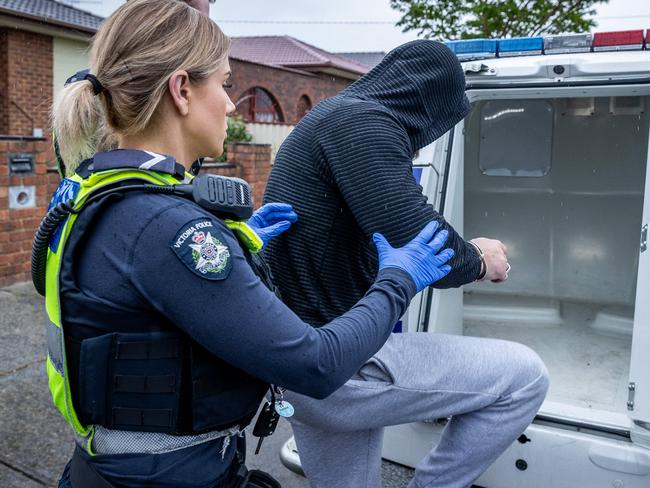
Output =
[{"x1": 381, "y1": 49, "x2": 650, "y2": 487}]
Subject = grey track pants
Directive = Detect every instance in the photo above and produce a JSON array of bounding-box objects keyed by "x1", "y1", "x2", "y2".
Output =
[{"x1": 285, "y1": 332, "x2": 550, "y2": 488}]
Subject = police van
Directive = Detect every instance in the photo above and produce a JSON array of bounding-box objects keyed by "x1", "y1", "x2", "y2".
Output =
[{"x1": 283, "y1": 30, "x2": 650, "y2": 487}]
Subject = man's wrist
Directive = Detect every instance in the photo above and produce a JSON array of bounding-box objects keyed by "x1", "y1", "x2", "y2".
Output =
[{"x1": 468, "y1": 240, "x2": 487, "y2": 281}]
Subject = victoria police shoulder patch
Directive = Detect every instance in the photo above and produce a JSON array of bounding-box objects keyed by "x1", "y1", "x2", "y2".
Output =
[{"x1": 170, "y1": 218, "x2": 232, "y2": 280}]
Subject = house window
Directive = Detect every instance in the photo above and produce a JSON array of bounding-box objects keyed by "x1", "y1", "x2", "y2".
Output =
[
  {"x1": 296, "y1": 94, "x2": 312, "y2": 120},
  {"x1": 236, "y1": 87, "x2": 284, "y2": 123}
]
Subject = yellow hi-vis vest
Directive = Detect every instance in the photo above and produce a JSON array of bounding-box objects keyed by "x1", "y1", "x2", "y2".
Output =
[{"x1": 44, "y1": 167, "x2": 263, "y2": 454}]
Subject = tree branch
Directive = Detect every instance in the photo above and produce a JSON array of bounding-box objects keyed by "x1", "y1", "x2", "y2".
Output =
[
  {"x1": 389, "y1": 0, "x2": 605, "y2": 42},
  {"x1": 529, "y1": 2, "x2": 564, "y2": 37},
  {"x1": 532, "y1": 0, "x2": 586, "y2": 35},
  {"x1": 506, "y1": 0, "x2": 534, "y2": 37}
]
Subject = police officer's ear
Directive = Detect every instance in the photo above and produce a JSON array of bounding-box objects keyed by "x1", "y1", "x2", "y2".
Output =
[{"x1": 168, "y1": 70, "x2": 192, "y2": 117}]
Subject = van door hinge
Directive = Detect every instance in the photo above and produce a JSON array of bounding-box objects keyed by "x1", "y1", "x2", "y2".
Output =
[
  {"x1": 642, "y1": 224, "x2": 648, "y2": 253},
  {"x1": 628, "y1": 382, "x2": 636, "y2": 411}
]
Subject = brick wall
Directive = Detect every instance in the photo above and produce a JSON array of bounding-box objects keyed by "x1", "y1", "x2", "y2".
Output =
[
  {"x1": 0, "y1": 138, "x2": 58, "y2": 287},
  {"x1": 202, "y1": 143, "x2": 273, "y2": 209},
  {"x1": 0, "y1": 26, "x2": 56, "y2": 286},
  {"x1": 0, "y1": 140, "x2": 272, "y2": 287},
  {"x1": 231, "y1": 143, "x2": 272, "y2": 208},
  {"x1": 228, "y1": 59, "x2": 352, "y2": 125},
  {"x1": 0, "y1": 29, "x2": 53, "y2": 136},
  {"x1": 0, "y1": 30, "x2": 8, "y2": 134}
]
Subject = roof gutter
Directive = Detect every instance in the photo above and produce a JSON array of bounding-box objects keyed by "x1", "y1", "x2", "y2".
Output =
[
  {"x1": 290, "y1": 64, "x2": 365, "y2": 80},
  {"x1": 229, "y1": 56, "x2": 320, "y2": 77},
  {"x1": 0, "y1": 9, "x2": 97, "y2": 42}
]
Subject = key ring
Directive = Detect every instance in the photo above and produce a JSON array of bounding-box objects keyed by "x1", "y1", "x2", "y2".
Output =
[{"x1": 272, "y1": 385, "x2": 294, "y2": 418}]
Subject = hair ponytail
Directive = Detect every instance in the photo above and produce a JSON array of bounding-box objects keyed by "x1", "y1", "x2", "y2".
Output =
[{"x1": 52, "y1": 80, "x2": 105, "y2": 176}]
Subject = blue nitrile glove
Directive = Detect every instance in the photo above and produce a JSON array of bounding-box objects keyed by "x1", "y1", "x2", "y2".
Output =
[
  {"x1": 247, "y1": 202, "x2": 298, "y2": 248},
  {"x1": 373, "y1": 221, "x2": 454, "y2": 293}
]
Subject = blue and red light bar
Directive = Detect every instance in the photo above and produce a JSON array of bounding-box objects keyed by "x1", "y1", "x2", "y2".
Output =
[
  {"x1": 498, "y1": 37, "x2": 544, "y2": 57},
  {"x1": 593, "y1": 30, "x2": 645, "y2": 51},
  {"x1": 445, "y1": 39, "x2": 497, "y2": 61},
  {"x1": 445, "y1": 29, "x2": 649, "y2": 61},
  {"x1": 544, "y1": 34, "x2": 592, "y2": 54}
]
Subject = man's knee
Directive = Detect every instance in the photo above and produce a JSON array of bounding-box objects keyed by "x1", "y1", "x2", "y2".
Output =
[{"x1": 508, "y1": 342, "x2": 549, "y2": 403}]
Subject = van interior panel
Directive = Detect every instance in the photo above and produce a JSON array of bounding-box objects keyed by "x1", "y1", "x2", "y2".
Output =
[{"x1": 462, "y1": 96, "x2": 649, "y2": 417}]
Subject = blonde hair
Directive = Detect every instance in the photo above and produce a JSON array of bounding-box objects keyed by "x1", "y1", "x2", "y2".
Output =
[{"x1": 52, "y1": 0, "x2": 230, "y2": 176}]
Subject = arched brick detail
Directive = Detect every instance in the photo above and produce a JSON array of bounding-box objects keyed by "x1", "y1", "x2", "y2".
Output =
[
  {"x1": 227, "y1": 59, "x2": 352, "y2": 125},
  {"x1": 296, "y1": 94, "x2": 312, "y2": 121},
  {"x1": 235, "y1": 86, "x2": 285, "y2": 124}
]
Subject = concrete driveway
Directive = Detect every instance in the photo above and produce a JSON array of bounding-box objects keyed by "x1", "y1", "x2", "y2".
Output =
[{"x1": 0, "y1": 281, "x2": 414, "y2": 487}]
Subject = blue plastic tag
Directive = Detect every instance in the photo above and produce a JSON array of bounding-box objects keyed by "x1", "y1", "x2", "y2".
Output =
[{"x1": 274, "y1": 401, "x2": 295, "y2": 418}]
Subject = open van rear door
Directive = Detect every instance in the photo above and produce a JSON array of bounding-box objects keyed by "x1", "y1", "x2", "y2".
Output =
[
  {"x1": 400, "y1": 136, "x2": 446, "y2": 333},
  {"x1": 417, "y1": 122, "x2": 465, "y2": 336},
  {"x1": 628, "y1": 135, "x2": 650, "y2": 426}
]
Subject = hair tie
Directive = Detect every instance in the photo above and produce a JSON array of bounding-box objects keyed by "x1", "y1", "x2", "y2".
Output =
[{"x1": 84, "y1": 73, "x2": 104, "y2": 95}]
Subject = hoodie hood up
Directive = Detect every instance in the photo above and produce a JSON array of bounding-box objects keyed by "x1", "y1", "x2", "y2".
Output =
[{"x1": 341, "y1": 40, "x2": 471, "y2": 151}]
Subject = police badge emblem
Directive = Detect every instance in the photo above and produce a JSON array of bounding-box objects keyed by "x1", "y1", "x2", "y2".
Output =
[
  {"x1": 189, "y1": 230, "x2": 230, "y2": 274},
  {"x1": 171, "y1": 219, "x2": 232, "y2": 280}
]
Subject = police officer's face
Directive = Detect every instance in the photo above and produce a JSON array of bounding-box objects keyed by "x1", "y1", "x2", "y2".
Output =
[{"x1": 188, "y1": 59, "x2": 236, "y2": 158}]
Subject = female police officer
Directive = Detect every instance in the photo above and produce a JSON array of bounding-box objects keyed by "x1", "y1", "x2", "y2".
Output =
[{"x1": 44, "y1": 1, "x2": 454, "y2": 486}]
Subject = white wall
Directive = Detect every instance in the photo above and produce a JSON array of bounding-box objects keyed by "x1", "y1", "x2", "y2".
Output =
[
  {"x1": 53, "y1": 37, "x2": 90, "y2": 101},
  {"x1": 246, "y1": 123, "x2": 295, "y2": 161}
]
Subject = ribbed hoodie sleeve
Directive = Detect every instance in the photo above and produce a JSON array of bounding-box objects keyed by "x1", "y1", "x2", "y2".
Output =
[{"x1": 316, "y1": 103, "x2": 481, "y2": 288}]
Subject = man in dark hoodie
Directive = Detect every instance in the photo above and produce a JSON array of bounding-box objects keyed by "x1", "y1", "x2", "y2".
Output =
[{"x1": 263, "y1": 40, "x2": 549, "y2": 488}]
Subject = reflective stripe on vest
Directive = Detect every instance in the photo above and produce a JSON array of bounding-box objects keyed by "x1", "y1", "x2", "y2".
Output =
[{"x1": 44, "y1": 168, "x2": 194, "y2": 453}]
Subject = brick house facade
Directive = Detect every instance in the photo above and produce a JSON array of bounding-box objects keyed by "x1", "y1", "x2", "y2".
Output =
[
  {"x1": 0, "y1": 26, "x2": 56, "y2": 286},
  {"x1": 0, "y1": 19, "x2": 273, "y2": 287},
  {"x1": 228, "y1": 36, "x2": 368, "y2": 126},
  {"x1": 0, "y1": 29, "x2": 53, "y2": 137},
  {"x1": 229, "y1": 59, "x2": 351, "y2": 126}
]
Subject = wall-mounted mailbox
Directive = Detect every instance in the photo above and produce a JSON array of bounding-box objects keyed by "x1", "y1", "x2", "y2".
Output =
[{"x1": 8, "y1": 153, "x2": 35, "y2": 175}]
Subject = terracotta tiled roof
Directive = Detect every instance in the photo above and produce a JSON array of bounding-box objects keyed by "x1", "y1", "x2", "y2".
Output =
[
  {"x1": 230, "y1": 36, "x2": 369, "y2": 76},
  {"x1": 0, "y1": 0, "x2": 103, "y2": 33},
  {"x1": 337, "y1": 52, "x2": 386, "y2": 69}
]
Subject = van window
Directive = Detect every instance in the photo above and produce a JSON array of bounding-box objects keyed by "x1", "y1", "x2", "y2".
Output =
[{"x1": 478, "y1": 100, "x2": 553, "y2": 177}]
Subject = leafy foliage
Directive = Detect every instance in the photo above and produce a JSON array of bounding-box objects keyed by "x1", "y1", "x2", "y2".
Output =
[
  {"x1": 390, "y1": 0, "x2": 608, "y2": 40},
  {"x1": 217, "y1": 115, "x2": 253, "y2": 162}
]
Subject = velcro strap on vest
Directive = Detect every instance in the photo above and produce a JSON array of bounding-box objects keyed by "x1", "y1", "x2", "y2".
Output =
[
  {"x1": 77, "y1": 332, "x2": 183, "y2": 432},
  {"x1": 115, "y1": 339, "x2": 179, "y2": 359},
  {"x1": 111, "y1": 407, "x2": 173, "y2": 429},
  {"x1": 113, "y1": 375, "x2": 176, "y2": 394},
  {"x1": 77, "y1": 331, "x2": 266, "y2": 435}
]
